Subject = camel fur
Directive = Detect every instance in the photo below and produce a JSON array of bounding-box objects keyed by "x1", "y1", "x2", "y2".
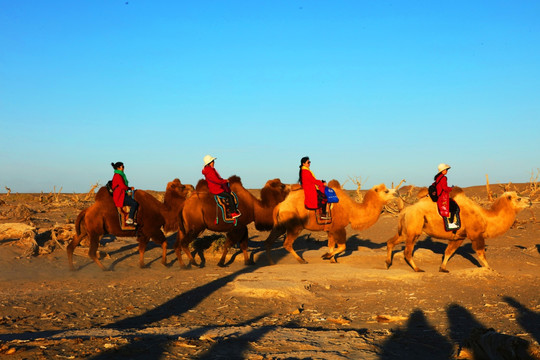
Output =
[
  {"x1": 67, "y1": 179, "x2": 193, "y2": 271},
  {"x1": 174, "y1": 176, "x2": 290, "y2": 268},
  {"x1": 265, "y1": 180, "x2": 397, "y2": 264},
  {"x1": 385, "y1": 187, "x2": 532, "y2": 272}
]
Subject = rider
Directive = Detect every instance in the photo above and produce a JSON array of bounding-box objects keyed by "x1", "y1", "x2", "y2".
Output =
[
  {"x1": 434, "y1": 163, "x2": 457, "y2": 229},
  {"x1": 111, "y1": 162, "x2": 139, "y2": 225},
  {"x1": 299, "y1": 156, "x2": 328, "y2": 218},
  {"x1": 202, "y1": 155, "x2": 240, "y2": 218}
]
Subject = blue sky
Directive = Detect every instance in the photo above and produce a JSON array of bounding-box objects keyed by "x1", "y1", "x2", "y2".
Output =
[{"x1": 1, "y1": 1, "x2": 539, "y2": 193}]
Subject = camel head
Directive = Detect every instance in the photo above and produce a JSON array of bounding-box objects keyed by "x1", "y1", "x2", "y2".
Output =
[
  {"x1": 498, "y1": 191, "x2": 532, "y2": 212},
  {"x1": 260, "y1": 178, "x2": 290, "y2": 205},
  {"x1": 370, "y1": 183, "x2": 397, "y2": 203},
  {"x1": 165, "y1": 178, "x2": 194, "y2": 201}
]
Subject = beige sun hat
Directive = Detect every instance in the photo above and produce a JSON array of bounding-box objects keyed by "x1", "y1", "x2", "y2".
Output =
[
  {"x1": 437, "y1": 163, "x2": 451, "y2": 173},
  {"x1": 203, "y1": 155, "x2": 217, "y2": 166}
]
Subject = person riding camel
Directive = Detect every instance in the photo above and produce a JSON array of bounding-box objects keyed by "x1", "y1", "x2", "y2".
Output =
[
  {"x1": 111, "y1": 162, "x2": 139, "y2": 225},
  {"x1": 299, "y1": 156, "x2": 329, "y2": 218},
  {"x1": 434, "y1": 163, "x2": 458, "y2": 229},
  {"x1": 202, "y1": 155, "x2": 240, "y2": 218}
]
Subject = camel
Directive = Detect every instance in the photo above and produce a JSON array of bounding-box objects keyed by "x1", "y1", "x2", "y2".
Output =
[
  {"x1": 174, "y1": 176, "x2": 290, "y2": 268},
  {"x1": 265, "y1": 180, "x2": 397, "y2": 264},
  {"x1": 385, "y1": 187, "x2": 532, "y2": 272},
  {"x1": 67, "y1": 179, "x2": 193, "y2": 271}
]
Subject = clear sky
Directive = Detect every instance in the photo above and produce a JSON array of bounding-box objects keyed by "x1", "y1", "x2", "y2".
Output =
[{"x1": 1, "y1": 1, "x2": 539, "y2": 193}]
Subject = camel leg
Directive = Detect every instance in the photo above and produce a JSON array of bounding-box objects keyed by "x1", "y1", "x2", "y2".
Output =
[
  {"x1": 150, "y1": 231, "x2": 169, "y2": 267},
  {"x1": 240, "y1": 227, "x2": 254, "y2": 265},
  {"x1": 403, "y1": 234, "x2": 423, "y2": 272},
  {"x1": 322, "y1": 228, "x2": 347, "y2": 262},
  {"x1": 283, "y1": 226, "x2": 306, "y2": 264},
  {"x1": 217, "y1": 234, "x2": 235, "y2": 267},
  {"x1": 265, "y1": 226, "x2": 286, "y2": 265},
  {"x1": 87, "y1": 233, "x2": 108, "y2": 271},
  {"x1": 136, "y1": 234, "x2": 151, "y2": 269},
  {"x1": 174, "y1": 231, "x2": 188, "y2": 268},
  {"x1": 439, "y1": 239, "x2": 465, "y2": 272},
  {"x1": 471, "y1": 238, "x2": 490, "y2": 269},
  {"x1": 67, "y1": 233, "x2": 86, "y2": 271},
  {"x1": 385, "y1": 233, "x2": 404, "y2": 269}
]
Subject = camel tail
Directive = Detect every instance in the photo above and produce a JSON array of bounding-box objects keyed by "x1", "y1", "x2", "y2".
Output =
[
  {"x1": 75, "y1": 209, "x2": 87, "y2": 236},
  {"x1": 178, "y1": 209, "x2": 187, "y2": 235}
]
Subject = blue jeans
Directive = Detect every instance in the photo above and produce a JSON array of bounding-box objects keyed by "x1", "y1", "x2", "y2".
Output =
[{"x1": 123, "y1": 192, "x2": 139, "y2": 219}]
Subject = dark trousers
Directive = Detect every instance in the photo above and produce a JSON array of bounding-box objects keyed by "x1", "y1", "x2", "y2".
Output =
[
  {"x1": 218, "y1": 191, "x2": 237, "y2": 213},
  {"x1": 123, "y1": 193, "x2": 139, "y2": 219}
]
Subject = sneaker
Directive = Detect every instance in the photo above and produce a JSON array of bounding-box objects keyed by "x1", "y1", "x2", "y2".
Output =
[
  {"x1": 447, "y1": 222, "x2": 458, "y2": 229},
  {"x1": 125, "y1": 218, "x2": 134, "y2": 225},
  {"x1": 231, "y1": 212, "x2": 241, "y2": 218}
]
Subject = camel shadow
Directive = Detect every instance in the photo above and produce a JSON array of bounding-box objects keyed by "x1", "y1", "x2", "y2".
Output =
[
  {"x1": 89, "y1": 314, "x2": 272, "y2": 360},
  {"x1": 446, "y1": 302, "x2": 535, "y2": 359},
  {"x1": 415, "y1": 236, "x2": 481, "y2": 268},
  {"x1": 504, "y1": 296, "x2": 540, "y2": 343},
  {"x1": 333, "y1": 234, "x2": 386, "y2": 260},
  {"x1": 379, "y1": 308, "x2": 453, "y2": 359},
  {"x1": 251, "y1": 233, "x2": 328, "y2": 264}
]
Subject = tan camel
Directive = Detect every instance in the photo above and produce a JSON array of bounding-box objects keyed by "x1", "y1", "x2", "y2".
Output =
[
  {"x1": 174, "y1": 176, "x2": 290, "y2": 268},
  {"x1": 385, "y1": 187, "x2": 532, "y2": 272},
  {"x1": 265, "y1": 180, "x2": 397, "y2": 264},
  {"x1": 67, "y1": 179, "x2": 193, "y2": 271}
]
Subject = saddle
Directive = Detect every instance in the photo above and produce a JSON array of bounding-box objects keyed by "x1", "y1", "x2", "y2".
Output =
[
  {"x1": 116, "y1": 206, "x2": 137, "y2": 230},
  {"x1": 315, "y1": 206, "x2": 332, "y2": 225},
  {"x1": 443, "y1": 200, "x2": 461, "y2": 232},
  {"x1": 214, "y1": 192, "x2": 240, "y2": 225}
]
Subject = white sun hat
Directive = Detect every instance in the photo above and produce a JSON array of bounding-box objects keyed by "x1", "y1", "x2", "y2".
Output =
[
  {"x1": 203, "y1": 155, "x2": 217, "y2": 166},
  {"x1": 437, "y1": 163, "x2": 451, "y2": 173}
]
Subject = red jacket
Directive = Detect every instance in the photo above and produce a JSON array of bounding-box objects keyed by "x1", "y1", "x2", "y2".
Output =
[
  {"x1": 202, "y1": 165, "x2": 230, "y2": 195},
  {"x1": 112, "y1": 172, "x2": 129, "y2": 208},
  {"x1": 435, "y1": 173, "x2": 453, "y2": 217},
  {"x1": 301, "y1": 167, "x2": 325, "y2": 210}
]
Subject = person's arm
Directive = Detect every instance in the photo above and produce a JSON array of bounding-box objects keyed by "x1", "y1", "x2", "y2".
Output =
[{"x1": 205, "y1": 168, "x2": 228, "y2": 185}]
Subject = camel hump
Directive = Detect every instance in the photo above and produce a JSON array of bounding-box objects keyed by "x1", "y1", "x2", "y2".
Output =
[
  {"x1": 450, "y1": 186, "x2": 464, "y2": 198},
  {"x1": 228, "y1": 175, "x2": 242, "y2": 185},
  {"x1": 196, "y1": 179, "x2": 209, "y2": 191},
  {"x1": 328, "y1": 179, "x2": 341, "y2": 188}
]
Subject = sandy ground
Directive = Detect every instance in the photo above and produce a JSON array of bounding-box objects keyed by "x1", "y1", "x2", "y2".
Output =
[{"x1": 0, "y1": 185, "x2": 539, "y2": 359}]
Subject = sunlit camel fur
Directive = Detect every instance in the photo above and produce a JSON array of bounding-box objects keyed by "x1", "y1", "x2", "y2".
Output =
[
  {"x1": 265, "y1": 180, "x2": 397, "y2": 264},
  {"x1": 385, "y1": 188, "x2": 532, "y2": 272},
  {"x1": 174, "y1": 176, "x2": 290, "y2": 268},
  {"x1": 67, "y1": 179, "x2": 193, "y2": 271}
]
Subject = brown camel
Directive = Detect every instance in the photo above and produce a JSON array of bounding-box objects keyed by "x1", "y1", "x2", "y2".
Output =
[
  {"x1": 265, "y1": 180, "x2": 397, "y2": 264},
  {"x1": 67, "y1": 179, "x2": 193, "y2": 271},
  {"x1": 385, "y1": 187, "x2": 532, "y2": 272},
  {"x1": 174, "y1": 176, "x2": 290, "y2": 268}
]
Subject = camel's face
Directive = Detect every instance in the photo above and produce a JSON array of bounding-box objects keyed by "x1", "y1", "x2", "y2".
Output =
[
  {"x1": 266, "y1": 179, "x2": 290, "y2": 200},
  {"x1": 504, "y1": 192, "x2": 532, "y2": 211},
  {"x1": 167, "y1": 179, "x2": 194, "y2": 198},
  {"x1": 372, "y1": 184, "x2": 397, "y2": 202}
]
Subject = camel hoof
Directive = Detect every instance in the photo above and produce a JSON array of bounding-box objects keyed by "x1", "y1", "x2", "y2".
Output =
[
  {"x1": 321, "y1": 252, "x2": 332, "y2": 260},
  {"x1": 439, "y1": 267, "x2": 449, "y2": 273},
  {"x1": 385, "y1": 262, "x2": 392, "y2": 270},
  {"x1": 297, "y1": 259, "x2": 308, "y2": 264},
  {"x1": 330, "y1": 257, "x2": 338, "y2": 264},
  {"x1": 414, "y1": 268, "x2": 425, "y2": 273},
  {"x1": 245, "y1": 260, "x2": 256, "y2": 266},
  {"x1": 217, "y1": 262, "x2": 226, "y2": 268}
]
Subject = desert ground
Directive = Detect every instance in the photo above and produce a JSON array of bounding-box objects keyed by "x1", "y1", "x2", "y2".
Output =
[{"x1": 0, "y1": 183, "x2": 539, "y2": 359}]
